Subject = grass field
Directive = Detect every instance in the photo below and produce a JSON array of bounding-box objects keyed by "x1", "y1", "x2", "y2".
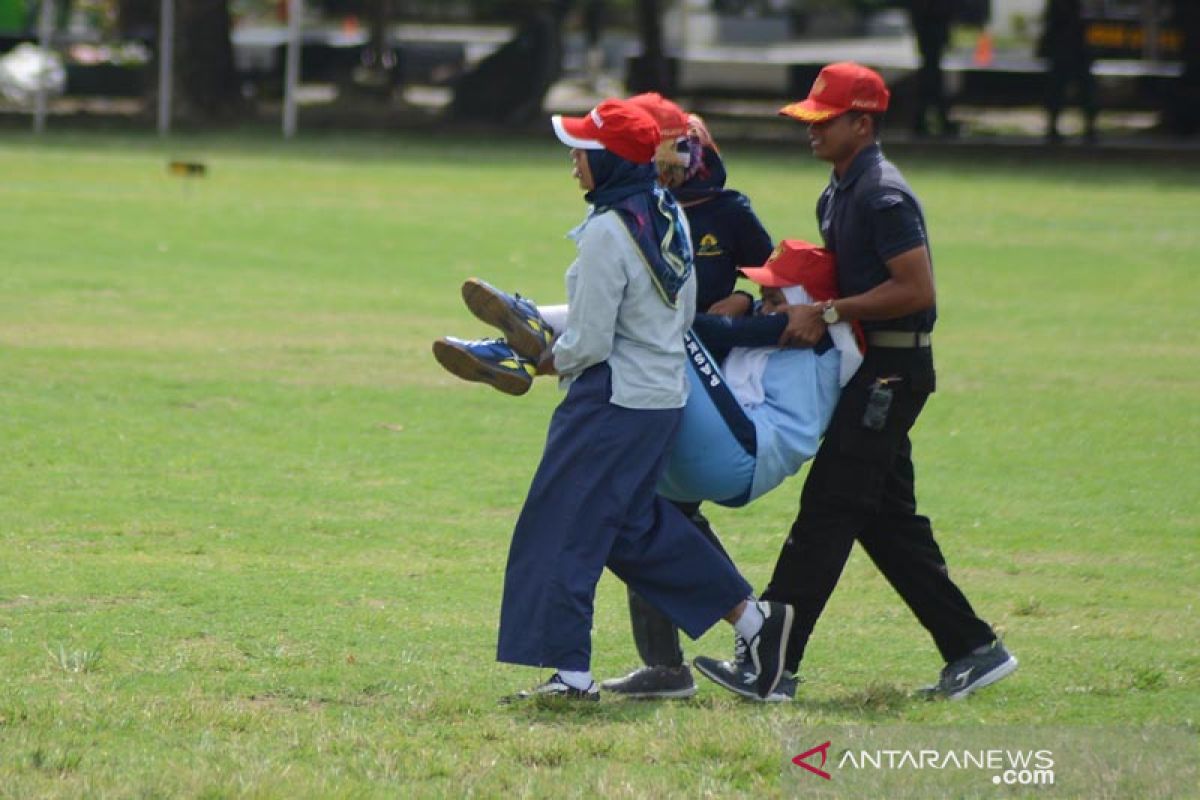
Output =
[{"x1": 0, "y1": 130, "x2": 1197, "y2": 798}]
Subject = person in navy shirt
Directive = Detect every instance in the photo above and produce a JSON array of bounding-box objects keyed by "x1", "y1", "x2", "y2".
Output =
[{"x1": 696, "y1": 63, "x2": 1018, "y2": 702}]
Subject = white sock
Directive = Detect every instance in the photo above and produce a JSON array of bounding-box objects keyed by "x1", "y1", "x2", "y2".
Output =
[
  {"x1": 733, "y1": 601, "x2": 764, "y2": 641},
  {"x1": 540, "y1": 304, "x2": 569, "y2": 332},
  {"x1": 557, "y1": 669, "x2": 594, "y2": 691}
]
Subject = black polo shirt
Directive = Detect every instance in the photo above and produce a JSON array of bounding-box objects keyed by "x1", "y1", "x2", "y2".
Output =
[
  {"x1": 816, "y1": 144, "x2": 937, "y2": 333},
  {"x1": 684, "y1": 190, "x2": 775, "y2": 312}
]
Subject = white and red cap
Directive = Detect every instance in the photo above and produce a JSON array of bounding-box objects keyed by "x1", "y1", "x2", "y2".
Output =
[{"x1": 552, "y1": 98, "x2": 661, "y2": 164}]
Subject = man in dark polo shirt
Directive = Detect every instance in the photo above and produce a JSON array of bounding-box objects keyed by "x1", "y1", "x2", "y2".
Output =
[{"x1": 695, "y1": 62, "x2": 1017, "y2": 701}]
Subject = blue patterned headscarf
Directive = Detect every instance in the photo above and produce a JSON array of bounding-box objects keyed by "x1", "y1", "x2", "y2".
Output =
[{"x1": 585, "y1": 149, "x2": 693, "y2": 308}]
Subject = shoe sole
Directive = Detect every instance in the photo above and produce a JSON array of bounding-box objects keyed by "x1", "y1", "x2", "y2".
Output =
[
  {"x1": 500, "y1": 692, "x2": 600, "y2": 705},
  {"x1": 600, "y1": 685, "x2": 698, "y2": 700},
  {"x1": 762, "y1": 687, "x2": 795, "y2": 703},
  {"x1": 754, "y1": 603, "x2": 794, "y2": 699},
  {"x1": 946, "y1": 656, "x2": 1019, "y2": 700},
  {"x1": 461, "y1": 278, "x2": 550, "y2": 362},
  {"x1": 432, "y1": 338, "x2": 531, "y2": 396}
]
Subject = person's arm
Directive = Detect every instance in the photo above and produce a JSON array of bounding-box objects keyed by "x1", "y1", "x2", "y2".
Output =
[
  {"x1": 782, "y1": 189, "x2": 934, "y2": 345},
  {"x1": 780, "y1": 245, "x2": 935, "y2": 345},
  {"x1": 706, "y1": 292, "x2": 754, "y2": 317},
  {"x1": 693, "y1": 312, "x2": 787, "y2": 361},
  {"x1": 826, "y1": 244, "x2": 935, "y2": 321},
  {"x1": 547, "y1": 218, "x2": 626, "y2": 376}
]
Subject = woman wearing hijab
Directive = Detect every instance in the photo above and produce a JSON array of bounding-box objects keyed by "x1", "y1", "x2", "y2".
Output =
[
  {"x1": 434, "y1": 95, "x2": 841, "y2": 700},
  {"x1": 488, "y1": 99, "x2": 794, "y2": 702}
]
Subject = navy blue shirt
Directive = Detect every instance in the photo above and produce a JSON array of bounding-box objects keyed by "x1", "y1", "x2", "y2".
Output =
[
  {"x1": 817, "y1": 144, "x2": 937, "y2": 333},
  {"x1": 683, "y1": 190, "x2": 775, "y2": 312}
]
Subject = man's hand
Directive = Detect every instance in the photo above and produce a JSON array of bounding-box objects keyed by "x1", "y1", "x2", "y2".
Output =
[
  {"x1": 780, "y1": 303, "x2": 827, "y2": 346},
  {"x1": 707, "y1": 292, "x2": 754, "y2": 317}
]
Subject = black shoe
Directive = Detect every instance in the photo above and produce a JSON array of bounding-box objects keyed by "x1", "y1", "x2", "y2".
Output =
[
  {"x1": 919, "y1": 641, "x2": 1018, "y2": 700},
  {"x1": 747, "y1": 601, "x2": 793, "y2": 698},
  {"x1": 500, "y1": 672, "x2": 600, "y2": 704},
  {"x1": 773, "y1": 671, "x2": 800, "y2": 701},
  {"x1": 692, "y1": 655, "x2": 799, "y2": 702},
  {"x1": 599, "y1": 664, "x2": 697, "y2": 699},
  {"x1": 695, "y1": 601, "x2": 793, "y2": 699}
]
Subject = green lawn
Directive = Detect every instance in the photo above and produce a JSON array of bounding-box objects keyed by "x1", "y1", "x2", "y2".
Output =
[{"x1": 0, "y1": 131, "x2": 1197, "y2": 798}]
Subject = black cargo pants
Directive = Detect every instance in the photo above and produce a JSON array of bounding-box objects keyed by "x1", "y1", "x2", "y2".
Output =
[{"x1": 760, "y1": 345, "x2": 996, "y2": 673}]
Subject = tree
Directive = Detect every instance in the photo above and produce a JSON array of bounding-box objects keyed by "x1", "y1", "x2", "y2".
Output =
[
  {"x1": 175, "y1": 0, "x2": 241, "y2": 118},
  {"x1": 118, "y1": 0, "x2": 241, "y2": 120},
  {"x1": 630, "y1": 0, "x2": 669, "y2": 92}
]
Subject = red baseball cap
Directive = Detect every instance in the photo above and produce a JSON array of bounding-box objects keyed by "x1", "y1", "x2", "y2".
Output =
[
  {"x1": 779, "y1": 62, "x2": 890, "y2": 123},
  {"x1": 740, "y1": 240, "x2": 838, "y2": 301},
  {"x1": 552, "y1": 99, "x2": 661, "y2": 164},
  {"x1": 626, "y1": 92, "x2": 690, "y2": 139}
]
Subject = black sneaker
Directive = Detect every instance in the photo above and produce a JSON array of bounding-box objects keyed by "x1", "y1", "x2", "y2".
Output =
[
  {"x1": 919, "y1": 641, "x2": 1018, "y2": 701},
  {"x1": 692, "y1": 655, "x2": 798, "y2": 702},
  {"x1": 746, "y1": 601, "x2": 793, "y2": 698},
  {"x1": 599, "y1": 665, "x2": 697, "y2": 699},
  {"x1": 696, "y1": 601, "x2": 793, "y2": 700},
  {"x1": 500, "y1": 672, "x2": 600, "y2": 704}
]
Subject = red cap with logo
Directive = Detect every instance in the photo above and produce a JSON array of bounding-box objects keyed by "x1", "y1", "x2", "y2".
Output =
[
  {"x1": 778, "y1": 62, "x2": 890, "y2": 124},
  {"x1": 552, "y1": 99, "x2": 661, "y2": 164},
  {"x1": 740, "y1": 240, "x2": 838, "y2": 301}
]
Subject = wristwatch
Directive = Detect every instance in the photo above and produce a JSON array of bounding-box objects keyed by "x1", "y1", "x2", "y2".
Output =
[{"x1": 821, "y1": 300, "x2": 840, "y2": 325}]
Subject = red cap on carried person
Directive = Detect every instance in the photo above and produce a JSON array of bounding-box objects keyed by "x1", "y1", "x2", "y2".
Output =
[
  {"x1": 778, "y1": 62, "x2": 890, "y2": 123},
  {"x1": 552, "y1": 99, "x2": 661, "y2": 164},
  {"x1": 740, "y1": 240, "x2": 838, "y2": 301}
]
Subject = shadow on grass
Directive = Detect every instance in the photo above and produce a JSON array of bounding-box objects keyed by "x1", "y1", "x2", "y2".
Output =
[
  {"x1": 798, "y1": 682, "x2": 918, "y2": 718},
  {"x1": 496, "y1": 681, "x2": 920, "y2": 724},
  {"x1": 499, "y1": 694, "x2": 695, "y2": 726}
]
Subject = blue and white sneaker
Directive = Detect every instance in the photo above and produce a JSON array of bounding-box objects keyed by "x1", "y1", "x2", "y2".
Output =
[
  {"x1": 432, "y1": 336, "x2": 536, "y2": 396},
  {"x1": 461, "y1": 278, "x2": 555, "y2": 361}
]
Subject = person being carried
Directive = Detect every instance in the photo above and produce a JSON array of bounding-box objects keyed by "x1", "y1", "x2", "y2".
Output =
[{"x1": 435, "y1": 240, "x2": 861, "y2": 510}]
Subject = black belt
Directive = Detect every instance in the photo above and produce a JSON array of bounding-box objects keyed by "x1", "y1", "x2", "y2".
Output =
[
  {"x1": 867, "y1": 330, "x2": 931, "y2": 348},
  {"x1": 813, "y1": 332, "x2": 834, "y2": 355}
]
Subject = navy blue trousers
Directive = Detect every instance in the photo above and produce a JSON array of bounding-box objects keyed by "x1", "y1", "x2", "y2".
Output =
[{"x1": 497, "y1": 364, "x2": 753, "y2": 672}]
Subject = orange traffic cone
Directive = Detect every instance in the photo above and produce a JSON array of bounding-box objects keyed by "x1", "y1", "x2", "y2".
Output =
[{"x1": 973, "y1": 30, "x2": 994, "y2": 67}]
